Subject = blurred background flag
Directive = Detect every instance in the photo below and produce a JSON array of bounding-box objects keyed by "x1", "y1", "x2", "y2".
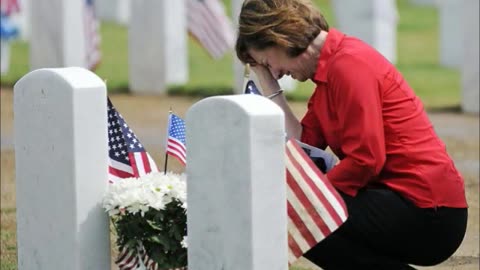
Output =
[
  {"x1": 83, "y1": 0, "x2": 101, "y2": 70},
  {"x1": 285, "y1": 138, "x2": 348, "y2": 264},
  {"x1": 166, "y1": 113, "x2": 187, "y2": 165},
  {"x1": 0, "y1": 0, "x2": 20, "y2": 74},
  {"x1": 107, "y1": 98, "x2": 158, "y2": 183},
  {"x1": 0, "y1": 0, "x2": 20, "y2": 16},
  {"x1": 186, "y1": 0, "x2": 235, "y2": 59}
]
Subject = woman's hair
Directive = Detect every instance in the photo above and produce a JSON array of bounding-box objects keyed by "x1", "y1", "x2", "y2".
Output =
[{"x1": 236, "y1": 0, "x2": 329, "y2": 64}]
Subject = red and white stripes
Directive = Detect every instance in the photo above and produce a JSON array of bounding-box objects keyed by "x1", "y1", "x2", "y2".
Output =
[
  {"x1": 285, "y1": 139, "x2": 348, "y2": 264},
  {"x1": 186, "y1": 0, "x2": 235, "y2": 59}
]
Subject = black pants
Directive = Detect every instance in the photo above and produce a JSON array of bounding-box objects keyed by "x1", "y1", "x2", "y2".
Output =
[{"x1": 303, "y1": 187, "x2": 468, "y2": 270}]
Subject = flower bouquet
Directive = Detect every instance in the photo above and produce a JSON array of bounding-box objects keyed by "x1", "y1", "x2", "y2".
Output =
[{"x1": 103, "y1": 172, "x2": 187, "y2": 270}]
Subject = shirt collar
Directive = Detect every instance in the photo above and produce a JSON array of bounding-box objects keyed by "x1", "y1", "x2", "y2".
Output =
[{"x1": 313, "y1": 28, "x2": 345, "y2": 83}]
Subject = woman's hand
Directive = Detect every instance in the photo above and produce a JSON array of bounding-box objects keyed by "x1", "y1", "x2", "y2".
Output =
[{"x1": 250, "y1": 64, "x2": 281, "y2": 96}]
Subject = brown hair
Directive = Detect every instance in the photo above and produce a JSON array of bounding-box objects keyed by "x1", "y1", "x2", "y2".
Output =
[{"x1": 236, "y1": 0, "x2": 329, "y2": 64}]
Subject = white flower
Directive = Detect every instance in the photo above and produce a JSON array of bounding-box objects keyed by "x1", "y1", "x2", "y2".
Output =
[
  {"x1": 102, "y1": 171, "x2": 187, "y2": 217},
  {"x1": 181, "y1": 236, "x2": 188, "y2": 248}
]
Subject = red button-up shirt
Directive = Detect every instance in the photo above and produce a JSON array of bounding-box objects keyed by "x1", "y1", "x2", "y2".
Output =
[{"x1": 301, "y1": 28, "x2": 467, "y2": 208}]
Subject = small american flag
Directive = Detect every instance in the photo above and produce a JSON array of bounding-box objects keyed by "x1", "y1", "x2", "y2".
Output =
[
  {"x1": 166, "y1": 113, "x2": 187, "y2": 165},
  {"x1": 107, "y1": 98, "x2": 158, "y2": 182},
  {"x1": 108, "y1": 98, "x2": 159, "y2": 269},
  {"x1": 83, "y1": 0, "x2": 101, "y2": 70},
  {"x1": 186, "y1": 0, "x2": 235, "y2": 59},
  {"x1": 285, "y1": 138, "x2": 348, "y2": 264}
]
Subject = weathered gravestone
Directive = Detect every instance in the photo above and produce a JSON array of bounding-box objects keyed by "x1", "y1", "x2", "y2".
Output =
[
  {"x1": 409, "y1": 0, "x2": 436, "y2": 6},
  {"x1": 30, "y1": 0, "x2": 91, "y2": 69},
  {"x1": 437, "y1": 0, "x2": 462, "y2": 68},
  {"x1": 332, "y1": 0, "x2": 398, "y2": 64},
  {"x1": 14, "y1": 67, "x2": 110, "y2": 269},
  {"x1": 461, "y1": 0, "x2": 479, "y2": 114},
  {"x1": 186, "y1": 95, "x2": 288, "y2": 270},
  {"x1": 129, "y1": 0, "x2": 188, "y2": 94},
  {"x1": 95, "y1": 0, "x2": 131, "y2": 25}
]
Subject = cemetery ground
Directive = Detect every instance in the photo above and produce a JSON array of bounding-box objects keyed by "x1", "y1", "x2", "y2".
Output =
[{"x1": 1, "y1": 87, "x2": 478, "y2": 269}]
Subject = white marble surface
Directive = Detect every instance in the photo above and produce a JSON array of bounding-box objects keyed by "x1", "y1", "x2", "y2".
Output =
[
  {"x1": 1, "y1": 40, "x2": 11, "y2": 74},
  {"x1": 98, "y1": 0, "x2": 187, "y2": 87},
  {"x1": 332, "y1": 0, "x2": 398, "y2": 64},
  {"x1": 461, "y1": 0, "x2": 479, "y2": 114},
  {"x1": 14, "y1": 67, "x2": 110, "y2": 269},
  {"x1": 128, "y1": 0, "x2": 167, "y2": 94},
  {"x1": 438, "y1": 0, "x2": 462, "y2": 68},
  {"x1": 164, "y1": 0, "x2": 188, "y2": 85},
  {"x1": 409, "y1": 0, "x2": 436, "y2": 6},
  {"x1": 186, "y1": 95, "x2": 288, "y2": 270},
  {"x1": 95, "y1": 0, "x2": 131, "y2": 25},
  {"x1": 30, "y1": 0, "x2": 87, "y2": 69}
]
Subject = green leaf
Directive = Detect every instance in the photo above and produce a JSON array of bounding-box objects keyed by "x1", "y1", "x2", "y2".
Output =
[{"x1": 146, "y1": 219, "x2": 163, "y2": 231}]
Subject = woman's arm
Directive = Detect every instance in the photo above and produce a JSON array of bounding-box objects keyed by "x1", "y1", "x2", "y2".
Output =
[{"x1": 250, "y1": 64, "x2": 303, "y2": 140}]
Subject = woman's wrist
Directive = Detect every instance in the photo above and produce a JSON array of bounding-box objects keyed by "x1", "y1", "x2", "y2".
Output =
[{"x1": 267, "y1": 89, "x2": 284, "y2": 100}]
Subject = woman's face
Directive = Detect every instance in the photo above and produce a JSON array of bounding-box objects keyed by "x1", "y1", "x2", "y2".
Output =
[{"x1": 248, "y1": 46, "x2": 314, "y2": 82}]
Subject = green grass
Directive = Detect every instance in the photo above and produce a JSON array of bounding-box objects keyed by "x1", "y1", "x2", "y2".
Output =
[{"x1": 0, "y1": 0, "x2": 459, "y2": 109}]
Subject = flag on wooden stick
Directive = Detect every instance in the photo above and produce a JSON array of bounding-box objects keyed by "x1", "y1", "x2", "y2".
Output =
[
  {"x1": 285, "y1": 138, "x2": 348, "y2": 264},
  {"x1": 166, "y1": 113, "x2": 187, "y2": 165},
  {"x1": 107, "y1": 98, "x2": 159, "y2": 182},
  {"x1": 107, "y1": 98, "x2": 160, "y2": 269}
]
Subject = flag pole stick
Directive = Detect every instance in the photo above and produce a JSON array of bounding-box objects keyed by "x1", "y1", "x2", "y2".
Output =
[
  {"x1": 164, "y1": 108, "x2": 172, "y2": 175},
  {"x1": 163, "y1": 151, "x2": 169, "y2": 175}
]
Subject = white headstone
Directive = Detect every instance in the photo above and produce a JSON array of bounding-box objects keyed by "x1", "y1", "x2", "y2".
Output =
[
  {"x1": 461, "y1": 0, "x2": 479, "y2": 114},
  {"x1": 95, "y1": 0, "x2": 130, "y2": 25},
  {"x1": 129, "y1": 0, "x2": 188, "y2": 94},
  {"x1": 186, "y1": 95, "x2": 288, "y2": 270},
  {"x1": 14, "y1": 67, "x2": 110, "y2": 270},
  {"x1": 1, "y1": 40, "x2": 11, "y2": 74},
  {"x1": 332, "y1": 0, "x2": 398, "y2": 64},
  {"x1": 437, "y1": 0, "x2": 462, "y2": 68},
  {"x1": 30, "y1": 0, "x2": 88, "y2": 69},
  {"x1": 164, "y1": 0, "x2": 188, "y2": 85},
  {"x1": 409, "y1": 0, "x2": 436, "y2": 6},
  {"x1": 279, "y1": 75, "x2": 298, "y2": 92}
]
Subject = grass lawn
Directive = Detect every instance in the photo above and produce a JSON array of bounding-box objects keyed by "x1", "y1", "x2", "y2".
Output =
[{"x1": 0, "y1": 0, "x2": 460, "y2": 109}]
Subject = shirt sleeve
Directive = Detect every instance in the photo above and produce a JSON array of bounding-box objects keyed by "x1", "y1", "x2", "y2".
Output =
[
  {"x1": 301, "y1": 92, "x2": 327, "y2": 150},
  {"x1": 326, "y1": 55, "x2": 386, "y2": 195}
]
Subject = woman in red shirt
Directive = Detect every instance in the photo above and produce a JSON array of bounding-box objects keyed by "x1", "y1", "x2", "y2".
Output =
[{"x1": 236, "y1": 0, "x2": 468, "y2": 269}]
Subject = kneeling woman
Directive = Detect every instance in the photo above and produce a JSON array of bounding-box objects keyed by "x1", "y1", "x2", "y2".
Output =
[{"x1": 235, "y1": 0, "x2": 468, "y2": 269}]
